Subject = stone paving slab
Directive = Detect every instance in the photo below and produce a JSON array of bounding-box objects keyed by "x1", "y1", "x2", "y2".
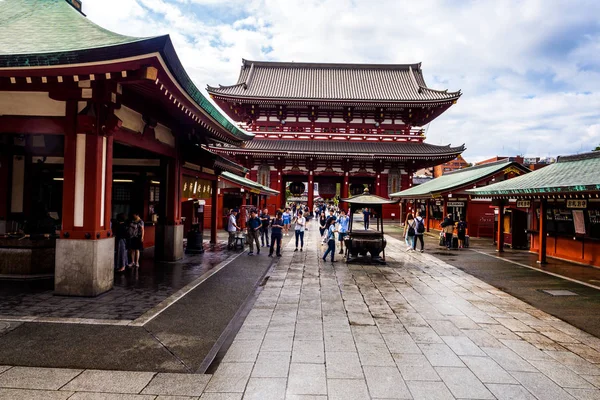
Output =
[
  {"x1": 1, "y1": 227, "x2": 600, "y2": 399},
  {"x1": 0, "y1": 237, "x2": 234, "y2": 322}
]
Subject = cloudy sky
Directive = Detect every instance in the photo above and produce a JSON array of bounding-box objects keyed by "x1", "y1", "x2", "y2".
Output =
[{"x1": 84, "y1": 0, "x2": 600, "y2": 162}]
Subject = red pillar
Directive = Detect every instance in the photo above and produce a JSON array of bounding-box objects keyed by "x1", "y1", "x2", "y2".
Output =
[
  {"x1": 55, "y1": 102, "x2": 114, "y2": 296},
  {"x1": 341, "y1": 172, "x2": 349, "y2": 199},
  {"x1": 308, "y1": 172, "x2": 315, "y2": 212},
  {"x1": 442, "y1": 198, "x2": 448, "y2": 226},
  {"x1": 278, "y1": 168, "x2": 285, "y2": 210},
  {"x1": 241, "y1": 192, "x2": 247, "y2": 229},
  {"x1": 210, "y1": 179, "x2": 218, "y2": 244},
  {"x1": 0, "y1": 149, "x2": 10, "y2": 223},
  {"x1": 425, "y1": 198, "x2": 431, "y2": 232},
  {"x1": 538, "y1": 199, "x2": 547, "y2": 263},
  {"x1": 164, "y1": 157, "x2": 182, "y2": 224},
  {"x1": 156, "y1": 155, "x2": 183, "y2": 261},
  {"x1": 497, "y1": 200, "x2": 505, "y2": 252}
]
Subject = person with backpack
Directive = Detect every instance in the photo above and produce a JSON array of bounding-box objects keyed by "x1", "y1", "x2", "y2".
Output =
[
  {"x1": 404, "y1": 213, "x2": 416, "y2": 251},
  {"x1": 441, "y1": 214, "x2": 455, "y2": 250},
  {"x1": 457, "y1": 216, "x2": 467, "y2": 249},
  {"x1": 412, "y1": 211, "x2": 425, "y2": 253},
  {"x1": 246, "y1": 209, "x2": 261, "y2": 256},
  {"x1": 126, "y1": 212, "x2": 144, "y2": 268},
  {"x1": 269, "y1": 211, "x2": 284, "y2": 257},
  {"x1": 322, "y1": 219, "x2": 338, "y2": 263}
]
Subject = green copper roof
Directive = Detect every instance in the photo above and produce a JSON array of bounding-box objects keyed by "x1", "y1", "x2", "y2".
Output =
[
  {"x1": 0, "y1": 0, "x2": 252, "y2": 142},
  {"x1": 0, "y1": 0, "x2": 146, "y2": 55},
  {"x1": 221, "y1": 172, "x2": 279, "y2": 196},
  {"x1": 390, "y1": 160, "x2": 530, "y2": 198},
  {"x1": 468, "y1": 151, "x2": 600, "y2": 196}
]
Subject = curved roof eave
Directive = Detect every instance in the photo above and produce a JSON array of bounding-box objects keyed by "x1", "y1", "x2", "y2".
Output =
[{"x1": 0, "y1": 0, "x2": 253, "y2": 143}]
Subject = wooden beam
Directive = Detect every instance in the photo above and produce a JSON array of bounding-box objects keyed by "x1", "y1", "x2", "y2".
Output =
[
  {"x1": 0, "y1": 116, "x2": 65, "y2": 135},
  {"x1": 113, "y1": 128, "x2": 176, "y2": 158},
  {"x1": 497, "y1": 201, "x2": 505, "y2": 252}
]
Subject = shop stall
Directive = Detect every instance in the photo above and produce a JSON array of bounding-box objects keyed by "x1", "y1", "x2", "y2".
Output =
[
  {"x1": 391, "y1": 159, "x2": 530, "y2": 238},
  {"x1": 468, "y1": 151, "x2": 600, "y2": 267}
]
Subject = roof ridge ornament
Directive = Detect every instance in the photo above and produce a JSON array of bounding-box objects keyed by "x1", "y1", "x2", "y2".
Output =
[{"x1": 243, "y1": 62, "x2": 255, "y2": 90}]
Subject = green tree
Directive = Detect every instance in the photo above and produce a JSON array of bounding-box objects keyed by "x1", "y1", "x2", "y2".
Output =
[{"x1": 595, "y1": 144, "x2": 600, "y2": 151}]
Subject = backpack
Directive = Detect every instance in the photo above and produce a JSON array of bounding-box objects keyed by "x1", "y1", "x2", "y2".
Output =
[
  {"x1": 407, "y1": 220, "x2": 416, "y2": 236},
  {"x1": 126, "y1": 221, "x2": 139, "y2": 239},
  {"x1": 416, "y1": 218, "x2": 425, "y2": 234}
]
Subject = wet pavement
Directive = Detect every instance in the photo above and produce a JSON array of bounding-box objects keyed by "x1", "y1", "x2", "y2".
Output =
[
  {"x1": 1, "y1": 226, "x2": 599, "y2": 398},
  {"x1": 383, "y1": 223, "x2": 600, "y2": 287},
  {"x1": 384, "y1": 225, "x2": 600, "y2": 340},
  {"x1": 0, "y1": 233, "x2": 294, "y2": 373},
  {"x1": 0, "y1": 234, "x2": 234, "y2": 321}
]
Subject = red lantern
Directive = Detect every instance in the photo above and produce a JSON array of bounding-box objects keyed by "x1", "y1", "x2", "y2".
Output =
[
  {"x1": 289, "y1": 181, "x2": 305, "y2": 196},
  {"x1": 318, "y1": 182, "x2": 336, "y2": 199}
]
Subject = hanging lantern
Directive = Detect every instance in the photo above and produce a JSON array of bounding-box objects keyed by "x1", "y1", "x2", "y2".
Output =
[
  {"x1": 318, "y1": 182, "x2": 337, "y2": 199},
  {"x1": 350, "y1": 183, "x2": 365, "y2": 196},
  {"x1": 289, "y1": 181, "x2": 305, "y2": 196}
]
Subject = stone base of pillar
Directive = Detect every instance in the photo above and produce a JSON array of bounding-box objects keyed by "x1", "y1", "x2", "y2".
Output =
[
  {"x1": 155, "y1": 224, "x2": 184, "y2": 261},
  {"x1": 54, "y1": 237, "x2": 114, "y2": 296}
]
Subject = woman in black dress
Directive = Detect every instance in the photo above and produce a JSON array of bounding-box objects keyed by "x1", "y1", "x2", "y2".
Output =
[{"x1": 319, "y1": 212, "x2": 327, "y2": 237}]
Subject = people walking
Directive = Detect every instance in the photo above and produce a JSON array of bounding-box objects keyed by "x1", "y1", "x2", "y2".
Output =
[
  {"x1": 441, "y1": 214, "x2": 455, "y2": 250},
  {"x1": 282, "y1": 208, "x2": 291, "y2": 236},
  {"x1": 293, "y1": 210, "x2": 306, "y2": 252},
  {"x1": 247, "y1": 209, "x2": 261, "y2": 255},
  {"x1": 126, "y1": 212, "x2": 144, "y2": 268},
  {"x1": 362, "y1": 208, "x2": 370, "y2": 230},
  {"x1": 325, "y1": 208, "x2": 336, "y2": 229},
  {"x1": 319, "y1": 212, "x2": 327, "y2": 237},
  {"x1": 114, "y1": 213, "x2": 128, "y2": 272},
  {"x1": 269, "y1": 211, "x2": 284, "y2": 257},
  {"x1": 412, "y1": 211, "x2": 425, "y2": 252},
  {"x1": 260, "y1": 208, "x2": 271, "y2": 247},
  {"x1": 322, "y1": 219, "x2": 338, "y2": 263},
  {"x1": 404, "y1": 213, "x2": 416, "y2": 251},
  {"x1": 337, "y1": 209, "x2": 349, "y2": 255},
  {"x1": 227, "y1": 209, "x2": 239, "y2": 249},
  {"x1": 457, "y1": 216, "x2": 467, "y2": 249}
]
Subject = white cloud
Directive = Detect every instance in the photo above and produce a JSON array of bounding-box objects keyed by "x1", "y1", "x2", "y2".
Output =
[{"x1": 82, "y1": 0, "x2": 600, "y2": 162}]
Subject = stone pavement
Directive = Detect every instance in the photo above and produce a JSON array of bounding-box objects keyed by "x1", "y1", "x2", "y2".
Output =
[
  {"x1": 0, "y1": 233, "x2": 234, "y2": 322},
  {"x1": 1, "y1": 228, "x2": 600, "y2": 399}
]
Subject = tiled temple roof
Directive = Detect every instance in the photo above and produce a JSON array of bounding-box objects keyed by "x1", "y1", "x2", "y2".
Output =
[
  {"x1": 208, "y1": 59, "x2": 461, "y2": 103},
  {"x1": 221, "y1": 172, "x2": 279, "y2": 195},
  {"x1": 468, "y1": 151, "x2": 600, "y2": 197},
  {"x1": 209, "y1": 139, "x2": 465, "y2": 159},
  {"x1": 391, "y1": 160, "x2": 530, "y2": 198}
]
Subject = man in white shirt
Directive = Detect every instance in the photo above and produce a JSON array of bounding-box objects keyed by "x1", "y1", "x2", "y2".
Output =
[
  {"x1": 227, "y1": 209, "x2": 239, "y2": 249},
  {"x1": 293, "y1": 210, "x2": 306, "y2": 252}
]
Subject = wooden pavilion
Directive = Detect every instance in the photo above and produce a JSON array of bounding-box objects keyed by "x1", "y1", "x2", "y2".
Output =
[
  {"x1": 0, "y1": 0, "x2": 277, "y2": 295},
  {"x1": 468, "y1": 151, "x2": 600, "y2": 267},
  {"x1": 390, "y1": 159, "x2": 531, "y2": 241}
]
